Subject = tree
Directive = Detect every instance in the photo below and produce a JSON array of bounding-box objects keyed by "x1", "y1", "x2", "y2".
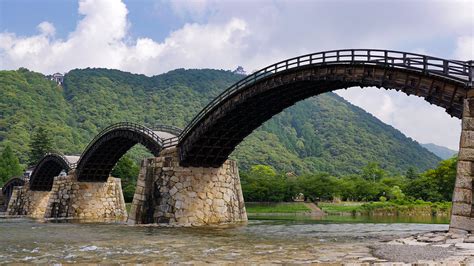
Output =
[
  {"x1": 404, "y1": 157, "x2": 457, "y2": 201},
  {"x1": 361, "y1": 162, "x2": 386, "y2": 182},
  {"x1": 405, "y1": 167, "x2": 419, "y2": 180},
  {"x1": 0, "y1": 145, "x2": 24, "y2": 186},
  {"x1": 389, "y1": 185, "x2": 405, "y2": 200},
  {"x1": 29, "y1": 126, "x2": 53, "y2": 165},
  {"x1": 112, "y1": 155, "x2": 140, "y2": 202}
]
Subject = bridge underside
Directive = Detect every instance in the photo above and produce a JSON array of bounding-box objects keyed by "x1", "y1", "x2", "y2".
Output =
[
  {"x1": 76, "y1": 129, "x2": 163, "y2": 182},
  {"x1": 1, "y1": 178, "x2": 25, "y2": 211},
  {"x1": 30, "y1": 156, "x2": 70, "y2": 191},
  {"x1": 179, "y1": 65, "x2": 467, "y2": 167}
]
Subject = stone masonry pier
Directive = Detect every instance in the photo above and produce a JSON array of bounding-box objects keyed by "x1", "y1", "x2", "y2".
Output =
[
  {"x1": 6, "y1": 148, "x2": 247, "y2": 226},
  {"x1": 7, "y1": 173, "x2": 127, "y2": 222},
  {"x1": 7, "y1": 188, "x2": 50, "y2": 218},
  {"x1": 451, "y1": 97, "x2": 474, "y2": 233},
  {"x1": 128, "y1": 147, "x2": 247, "y2": 226}
]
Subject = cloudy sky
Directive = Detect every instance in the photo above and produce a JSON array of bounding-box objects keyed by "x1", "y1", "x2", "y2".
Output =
[{"x1": 0, "y1": 0, "x2": 473, "y2": 150}]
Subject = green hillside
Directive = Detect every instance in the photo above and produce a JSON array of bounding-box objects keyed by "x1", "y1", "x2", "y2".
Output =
[
  {"x1": 0, "y1": 68, "x2": 441, "y2": 175},
  {"x1": 421, "y1": 143, "x2": 458, "y2": 160}
]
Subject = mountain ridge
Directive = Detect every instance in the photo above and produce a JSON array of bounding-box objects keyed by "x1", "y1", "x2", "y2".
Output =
[
  {"x1": 421, "y1": 143, "x2": 457, "y2": 160},
  {"x1": 0, "y1": 67, "x2": 441, "y2": 175}
]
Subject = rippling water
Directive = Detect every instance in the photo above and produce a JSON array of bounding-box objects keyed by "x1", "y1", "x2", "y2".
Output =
[{"x1": 0, "y1": 216, "x2": 448, "y2": 263}]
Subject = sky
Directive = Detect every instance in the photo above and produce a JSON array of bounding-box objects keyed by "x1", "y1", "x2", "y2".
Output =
[{"x1": 0, "y1": 0, "x2": 473, "y2": 150}]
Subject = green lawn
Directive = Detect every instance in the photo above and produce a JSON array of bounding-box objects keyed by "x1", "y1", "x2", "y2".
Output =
[
  {"x1": 245, "y1": 202, "x2": 311, "y2": 213},
  {"x1": 317, "y1": 202, "x2": 364, "y2": 214}
]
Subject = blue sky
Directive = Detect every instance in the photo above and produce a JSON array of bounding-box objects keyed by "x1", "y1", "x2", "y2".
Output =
[
  {"x1": 0, "y1": 0, "x2": 183, "y2": 41},
  {"x1": 0, "y1": 0, "x2": 472, "y2": 150}
]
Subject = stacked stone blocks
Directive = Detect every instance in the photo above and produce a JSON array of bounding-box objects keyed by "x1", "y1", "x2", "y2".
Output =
[
  {"x1": 6, "y1": 173, "x2": 127, "y2": 222},
  {"x1": 451, "y1": 98, "x2": 474, "y2": 232},
  {"x1": 7, "y1": 147, "x2": 247, "y2": 226},
  {"x1": 6, "y1": 181, "x2": 50, "y2": 218},
  {"x1": 44, "y1": 173, "x2": 127, "y2": 221},
  {"x1": 129, "y1": 147, "x2": 247, "y2": 226}
]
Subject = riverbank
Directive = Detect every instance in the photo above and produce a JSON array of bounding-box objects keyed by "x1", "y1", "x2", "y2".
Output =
[
  {"x1": 321, "y1": 201, "x2": 451, "y2": 216},
  {"x1": 245, "y1": 202, "x2": 324, "y2": 216},
  {"x1": 246, "y1": 201, "x2": 451, "y2": 217}
]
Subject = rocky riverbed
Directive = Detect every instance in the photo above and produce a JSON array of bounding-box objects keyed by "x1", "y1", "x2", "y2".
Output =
[
  {"x1": 367, "y1": 230, "x2": 474, "y2": 264},
  {"x1": 1, "y1": 217, "x2": 473, "y2": 264}
]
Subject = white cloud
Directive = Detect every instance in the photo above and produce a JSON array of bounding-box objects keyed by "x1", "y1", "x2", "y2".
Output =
[
  {"x1": 0, "y1": 0, "x2": 130, "y2": 73},
  {"x1": 165, "y1": 0, "x2": 214, "y2": 20},
  {"x1": 0, "y1": 0, "x2": 251, "y2": 75},
  {"x1": 336, "y1": 88, "x2": 461, "y2": 150},
  {"x1": 454, "y1": 35, "x2": 474, "y2": 60},
  {"x1": 0, "y1": 0, "x2": 471, "y2": 149},
  {"x1": 1, "y1": 0, "x2": 471, "y2": 74},
  {"x1": 37, "y1": 22, "x2": 55, "y2": 36},
  {"x1": 122, "y1": 18, "x2": 249, "y2": 74}
]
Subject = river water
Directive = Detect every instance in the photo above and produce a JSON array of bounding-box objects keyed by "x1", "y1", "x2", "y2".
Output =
[{"x1": 0, "y1": 215, "x2": 449, "y2": 264}]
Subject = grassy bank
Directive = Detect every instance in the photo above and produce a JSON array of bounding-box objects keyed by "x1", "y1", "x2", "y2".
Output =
[
  {"x1": 359, "y1": 200, "x2": 451, "y2": 216},
  {"x1": 318, "y1": 202, "x2": 363, "y2": 214},
  {"x1": 245, "y1": 202, "x2": 311, "y2": 214},
  {"x1": 320, "y1": 200, "x2": 451, "y2": 216},
  {"x1": 246, "y1": 200, "x2": 451, "y2": 217}
]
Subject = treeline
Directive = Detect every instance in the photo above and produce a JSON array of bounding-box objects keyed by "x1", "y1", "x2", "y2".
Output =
[
  {"x1": 97, "y1": 156, "x2": 458, "y2": 203},
  {"x1": 240, "y1": 157, "x2": 457, "y2": 203},
  {"x1": 0, "y1": 127, "x2": 53, "y2": 186}
]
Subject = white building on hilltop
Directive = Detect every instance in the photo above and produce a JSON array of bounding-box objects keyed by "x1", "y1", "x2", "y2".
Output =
[{"x1": 50, "y1": 73, "x2": 64, "y2": 85}]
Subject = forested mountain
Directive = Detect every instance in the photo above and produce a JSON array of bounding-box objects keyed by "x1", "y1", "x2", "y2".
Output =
[
  {"x1": 0, "y1": 68, "x2": 442, "y2": 175},
  {"x1": 421, "y1": 143, "x2": 458, "y2": 160}
]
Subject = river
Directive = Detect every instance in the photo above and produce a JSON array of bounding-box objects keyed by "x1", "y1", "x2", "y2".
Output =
[{"x1": 0, "y1": 215, "x2": 448, "y2": 263}]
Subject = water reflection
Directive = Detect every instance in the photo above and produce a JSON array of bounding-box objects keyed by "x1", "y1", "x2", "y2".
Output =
[{"x1": 0, "y1": 215, "x2": 449, "y2": 263}]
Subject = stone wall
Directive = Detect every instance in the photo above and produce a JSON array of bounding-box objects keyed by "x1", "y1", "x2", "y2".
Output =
[
  {"x1": 44, "y1": 173, "x2": 127, "y2": 221},
  {"x1": 451, "y1": 97, "x2": 474, "y2": 232},
  {"x1": 6, "y1": 174, "x2": 127, "y2": 222},
  {"x1": 6, "y1": 186, "x2": 28, "y2": 215},
  {"x1": 129, "y1": 147, "x2": 247, "y2": 226},
  {"x1": 7, "y1": 184, "x2": 50, "y2": 218}
]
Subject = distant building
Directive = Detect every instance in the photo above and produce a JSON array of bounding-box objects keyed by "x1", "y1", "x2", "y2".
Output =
[
  {"x1": 24, "y1": 167, "x2": 34, "y2": 180},
  {"x1": 49, "y1": 73, "x2": 64, "y2": 85},
  {"x1": 232, "y1": 66, "x2": 246, "y2": 75}
]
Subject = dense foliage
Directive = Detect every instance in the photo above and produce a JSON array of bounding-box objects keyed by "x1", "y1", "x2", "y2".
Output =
[
  {"x1": 0, "y1": 68, "x2": 442, "y2": 178},
  {"x1": 111, "y1": 156, "x2": 140, "y2": 202},
  {"x1": 241, "y1": 157, "x2": 457, "y2": 203},
  {"x1": 0, "y1": 145, "x2": 23, "y2": 185},
  {"x1": 28, "y1": 126, "x2": 53, "y2": 165}
]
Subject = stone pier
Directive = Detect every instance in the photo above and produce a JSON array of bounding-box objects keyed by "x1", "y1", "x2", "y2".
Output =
[
  {"x1": 6, "y1": 173, "x2": 127, "y2": 221},
  {"x1": 451, "y1": 97, "x2": 474, "y2": 232},
  {"x1": 44, "y1": 173, "x2": 127, "y2": 221},
  {"x1": 7, "y1": 187, "x2": 50, "y2": 218},
  {"x1": 128, "y1": 147, "x2": 247, "y2": 226}
]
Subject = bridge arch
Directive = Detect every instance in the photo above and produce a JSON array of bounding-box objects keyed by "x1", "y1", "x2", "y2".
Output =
[
  {"x1": 75, "y1": 122, "x2": 181, "y2": 182},
  {"x1": 2, "y1": 177, "x2": 25, "y2": 210},
  {"x1": 29, "y1": 153, "x2": 75, "y2": 191},
  {"x1": 178, "y1": 49, "x2": 472, "y2": 167}
]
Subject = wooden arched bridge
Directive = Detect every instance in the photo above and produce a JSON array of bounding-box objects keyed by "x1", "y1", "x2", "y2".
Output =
[
  {"x1": 177, "y1": 49, "x2": 472, "y2": 167},
  {"x1": 3, "y1": 49, "x2": 473, "y2": 229},
  {"x1": 26, "y1": 122, "x2": 182, "y2": 190}
]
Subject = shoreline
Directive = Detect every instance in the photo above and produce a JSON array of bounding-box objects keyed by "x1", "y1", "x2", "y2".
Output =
[{"x1": 246, "y1": 201, "x2": 452, "y2": 218}]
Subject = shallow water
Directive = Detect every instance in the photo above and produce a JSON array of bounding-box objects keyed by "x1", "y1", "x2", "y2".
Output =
[{"x1": 0, "y1": 216, "x2": 448, "y2": 263}]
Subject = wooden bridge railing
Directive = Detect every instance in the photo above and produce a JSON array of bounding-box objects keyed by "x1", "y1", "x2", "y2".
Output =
[{"x1": 178, "y1": 49, "x2": 472, "y2": 143}]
